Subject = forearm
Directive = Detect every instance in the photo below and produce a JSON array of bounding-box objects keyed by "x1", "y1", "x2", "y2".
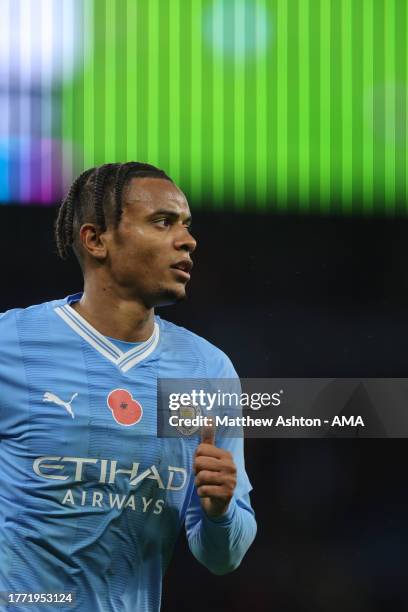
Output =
[{"x1": 186, "y1": 495, "x2": 257, "y2": 575}]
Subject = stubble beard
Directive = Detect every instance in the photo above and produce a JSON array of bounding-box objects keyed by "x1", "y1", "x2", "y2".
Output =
[{"x1": 148, "y1": 283, "x2": 188, "y2": 308}]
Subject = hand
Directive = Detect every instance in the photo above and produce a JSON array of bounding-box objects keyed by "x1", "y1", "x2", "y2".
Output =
[{"x1": 193, "y1": 421, "x2": 237, "y2": 518}]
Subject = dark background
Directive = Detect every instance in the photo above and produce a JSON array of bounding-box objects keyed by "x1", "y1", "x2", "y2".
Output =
[{"x1": 1, "y1": 206, "x2": 408, "y2": 611}]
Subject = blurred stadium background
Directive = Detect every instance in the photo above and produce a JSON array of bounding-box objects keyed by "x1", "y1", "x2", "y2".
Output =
[
  {"x1": 1, "y1": 1, "x2": 408, "y2": 610},
  {"x1": 1, "y1": 0, "x2": 407, "y2": 212}
]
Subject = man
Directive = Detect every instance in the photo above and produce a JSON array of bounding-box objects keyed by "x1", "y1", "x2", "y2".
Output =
[{"x1": 0, "y1": 162, "x2": 256, "y2": 611}]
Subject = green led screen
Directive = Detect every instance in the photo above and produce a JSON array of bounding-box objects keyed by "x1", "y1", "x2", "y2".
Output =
[{"x1": 62, "y1": 0, "x2": 408, "y2": 214}]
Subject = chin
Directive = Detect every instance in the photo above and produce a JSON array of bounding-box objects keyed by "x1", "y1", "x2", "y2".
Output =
[{"x1": 153, "y1": 285, "x2": 187, "y2": 307}]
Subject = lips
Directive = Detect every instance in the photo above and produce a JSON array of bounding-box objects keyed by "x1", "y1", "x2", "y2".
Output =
[
  {"x1": 171, "y1": 259, "x2": 193, "y2": 274},
  {"x1": 170, "y1": 259, "x2": 193, "y2": 282}
]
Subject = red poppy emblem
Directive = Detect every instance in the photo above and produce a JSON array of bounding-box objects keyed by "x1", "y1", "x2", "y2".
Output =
[{"x1": 107, "y1": 388, "x2": 143, "y2": 426}]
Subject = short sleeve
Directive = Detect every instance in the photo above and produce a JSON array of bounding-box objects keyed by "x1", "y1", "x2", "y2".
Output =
[{"x1": 0, "y1": 310, "x2": 28, "y2": 439}]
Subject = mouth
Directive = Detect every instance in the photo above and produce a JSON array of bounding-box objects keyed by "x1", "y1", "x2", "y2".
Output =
[{"x1": 170, "y1": 259, "x2": 193, "y2": 282}]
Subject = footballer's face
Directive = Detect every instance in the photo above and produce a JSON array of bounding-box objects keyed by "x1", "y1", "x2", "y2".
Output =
[{"x1": 104, "y1": 177, "x2": 196, "y2": 307}]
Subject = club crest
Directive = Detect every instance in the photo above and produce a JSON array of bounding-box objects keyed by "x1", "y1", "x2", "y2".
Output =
[{"x1": 175, "y1": 403, "x2": 202, "y2": 436}]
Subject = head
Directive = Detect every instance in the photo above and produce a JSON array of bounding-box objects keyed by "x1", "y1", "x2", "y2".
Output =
[{"x1": 55, "y1": 162, "x2": 196, "y2": 308}]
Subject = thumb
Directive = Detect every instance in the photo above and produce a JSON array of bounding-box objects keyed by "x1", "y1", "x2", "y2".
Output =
[{"x1": 200, "y1": 416, "x2": 216, "y2": 445}]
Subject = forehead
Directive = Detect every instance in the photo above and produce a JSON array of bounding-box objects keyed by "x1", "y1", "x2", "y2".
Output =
[{"x1": 123, "y1": 177, "x2": 190, "y2": 217}]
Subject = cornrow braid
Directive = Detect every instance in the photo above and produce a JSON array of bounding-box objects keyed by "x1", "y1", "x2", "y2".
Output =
[
  {"x1": 55, "y1": 167, "x2": 95, "y2": 259},
  {"x1": 114, "y1": 162, "x2": 135, "y2": 226},
  {"x1": 93, "y1": 163, "x2": 119, "y2": 233},
  {"x1": 54, "y1": 161, "x2": 172, "y2": 262}
]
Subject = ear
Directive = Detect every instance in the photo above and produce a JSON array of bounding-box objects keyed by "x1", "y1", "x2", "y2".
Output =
[{"x1": 79, "y1": 223, "x2": 109, "y2": 261}]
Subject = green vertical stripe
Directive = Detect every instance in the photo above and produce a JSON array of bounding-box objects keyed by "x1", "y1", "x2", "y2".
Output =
[
  {"x1": 223, "y1": 3, "x2": 234, "y2": 204},
  {"x1": 266, "y1": 0, "x2": 278, "y2": 209},
  {"x1": 234, "y1": 3, "x2": 245, "y2": 207},
  {"x1": 126, "y1": 0, "x2": 137, "y2": 161},
  {"x1": 351, "y1": 0, "x2": 363, "y2": 211},
  {"x1": 406, "y1": 0, "x2": 408, "y2": 214},
  {"x1": 169, "y1": 0, "x2": 181, "y2": 183},
  {"x1": 384, "y1": 0, "x2": 396, "y2": 212},
  {"x1": 244, "y1": 1, "x2": 257, "y2": 210},
  {"x1": 190, "y1": 0, "x2": 202, "y2": 204},
  {"x1": 93, "y1": 0, "x2": 105, "y2": 166},
  {"x1": 362, "y1": 0, "x2": 374, "y2": 211},
  {"x1": 136, "y1": 0, "x2": 148, "y2": 163},
  {"x1": 319, "y1": 0, "x2": 331, "y2": 211},
  {"x1": 212, "y1": 1, "x2": 225, "y2": 208},
  {"x1": 255, "y1": 0, "x2": 268, "y2": 209},
  {"x1": 158, "y1": 0, "x2": 170, "y2": 172},
  {"x1": 395, "y1": 0, "x2": 406, "y2": 214},
  {"x1": 147, "y1": 0, "x2": 159, "y2": 165},
  {"x1": 83, "y1": 0, "x2": 94, "y2": 168},
  {"x1": 287, "y1": 0, "x2": 299, "y2": 206},
  {"x1": 276, "y1": 0, "x2": 288, "y2": 207},
  {"x1": 179, "y1": 1, "x2": 192, "y2": 199},
  {"x1": 309, "y1": 0, "x2": 320, "y2": 212},
  {"x1": 341, "y1": 0, "x2": 353, "y2": 212},
  {"x1": 373, "y1": 0, "x2": 385, "y2": 213},
  {"x1": 105, "y1": 0, "x2": 116, "y2": 161},
  {"x1": 330, "y1": 0, "x2": 342, "y2": 212},
  {"x1": 202, "y1": 1, "x2": 213, "y2": 205},
  {"x1": 298, "y1": 0, "x2": 309, "y2": 210},
  {"x1": 115, "y1": 0, "x2": 127, "y2": 162}
]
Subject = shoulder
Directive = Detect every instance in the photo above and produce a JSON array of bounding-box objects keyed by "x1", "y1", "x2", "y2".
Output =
[
  {"x1": 0, "y1": 308, "x2": 21, "y2": 346},
  {"x1": 0, "y1": 298, "x2": 62, "y2": 322},
  {"x1": 0, "y1": 308, "x2": 25, "y2": 372},
  {"x1": 157, "y1": 317, "x2": 238, "y2": 378},
  {"x1": 0, "y1": 297, "x2": 67, "y2": 343}
]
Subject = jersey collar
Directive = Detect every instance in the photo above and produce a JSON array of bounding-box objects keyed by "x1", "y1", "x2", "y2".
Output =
[{"x1": 54, "y1": 294, "x2": 160, "y2": 372}]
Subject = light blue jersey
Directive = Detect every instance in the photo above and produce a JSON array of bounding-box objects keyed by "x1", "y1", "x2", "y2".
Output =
[{"x1": 0, "y1": 294, "x2": 256, "y2": 612}]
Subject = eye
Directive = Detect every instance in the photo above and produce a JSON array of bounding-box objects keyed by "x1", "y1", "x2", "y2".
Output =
[{"x1": 154, "y1": 218, "x2": 172, "y2": 228}]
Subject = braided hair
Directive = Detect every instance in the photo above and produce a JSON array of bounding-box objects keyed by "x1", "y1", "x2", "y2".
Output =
[{"x1": 55, "y1": 162, "x2": 172, "y2": 262}]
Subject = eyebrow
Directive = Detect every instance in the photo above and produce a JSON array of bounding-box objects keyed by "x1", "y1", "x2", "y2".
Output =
[{"x1": 147, "y1": 209, "x2": 192, "y2": 224}]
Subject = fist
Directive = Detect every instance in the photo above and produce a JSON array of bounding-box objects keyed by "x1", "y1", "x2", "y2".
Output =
[{"x1": 193, "y1": 423, "x2": 237, "y2": 518}]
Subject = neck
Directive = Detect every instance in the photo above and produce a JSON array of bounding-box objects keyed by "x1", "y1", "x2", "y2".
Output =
[{"x1": 71, "y1": 278, "x2": 155, "y2": 343}]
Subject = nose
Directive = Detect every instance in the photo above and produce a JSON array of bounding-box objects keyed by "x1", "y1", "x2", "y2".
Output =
[{"x1": 174, "y1": 227, "x2": 197, "y2": 254}]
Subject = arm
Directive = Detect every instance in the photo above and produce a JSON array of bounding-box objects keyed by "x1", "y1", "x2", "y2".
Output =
[
  {"x1": 185, "y1": 486, "x2": 257, "y2": 575},
  {"x1": 184, "y1": 424, "x2": 257, "y2": 575},
  {"x1": 0, "y1": 310, "x2": 27, "y2": 439},
  {"x1": 184, "y1": 341, "x2": 257, "y2": 573}
]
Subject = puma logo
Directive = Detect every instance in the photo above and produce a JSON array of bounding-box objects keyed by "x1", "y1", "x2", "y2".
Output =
[{"x1": 43, "y1": 392, "x2": 78, "y2": 419}]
